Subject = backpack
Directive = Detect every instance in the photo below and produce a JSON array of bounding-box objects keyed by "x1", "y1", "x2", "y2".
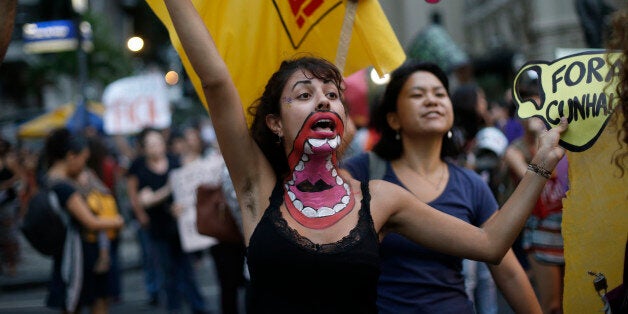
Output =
[{"x1": 20, "y1": 185, "x2": 69, "y2": 257}]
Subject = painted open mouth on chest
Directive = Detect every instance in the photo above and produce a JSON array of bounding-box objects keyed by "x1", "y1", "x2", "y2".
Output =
[
  {"x1": 283, "y1": 111, "x2": 355, "y2": 226},
  {"x1": 285, "y1": 136, "x2": 351, "y2": 218}
]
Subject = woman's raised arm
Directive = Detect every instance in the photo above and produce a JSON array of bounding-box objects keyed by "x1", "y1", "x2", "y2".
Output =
[{"x1": 163, "y1": 0, "x2": 274, "y2": 217}]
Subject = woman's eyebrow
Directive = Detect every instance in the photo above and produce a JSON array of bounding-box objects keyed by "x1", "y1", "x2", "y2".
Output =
[{"x1": 292, "y1": 80, "x2": 311, "y2": 91}]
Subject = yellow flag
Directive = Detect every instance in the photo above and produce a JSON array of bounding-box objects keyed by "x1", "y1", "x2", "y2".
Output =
[
  {"x1": 145, "y1": 0, "x2": 405, "y2": 124},
  {"x1": 562, "y1": 112, "x2": 627, "y2": 313}
]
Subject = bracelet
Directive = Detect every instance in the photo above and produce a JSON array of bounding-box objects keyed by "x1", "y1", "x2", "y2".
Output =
[{"x1": 527, "y1": 163, "x2": 551, "y2": 179}]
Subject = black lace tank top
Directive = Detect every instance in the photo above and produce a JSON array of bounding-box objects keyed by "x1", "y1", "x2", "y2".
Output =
[{"x1": 246, "y1": 181, "x2": 380, "y2": 314}]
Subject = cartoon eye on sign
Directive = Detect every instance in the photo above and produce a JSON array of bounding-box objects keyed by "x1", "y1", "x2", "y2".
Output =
[{"x1": 512, "y1": 51, "x2": 623, "y2": 152}]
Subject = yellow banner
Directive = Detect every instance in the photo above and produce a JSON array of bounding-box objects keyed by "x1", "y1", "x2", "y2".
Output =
[
  {"x1": 145, "y1": 0, "x2": 406, "y2": 124},
  {"x1": 562, "y1": 112, "x2": 627, "y2": 313}
]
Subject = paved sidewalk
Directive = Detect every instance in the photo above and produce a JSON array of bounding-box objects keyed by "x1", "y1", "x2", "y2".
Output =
[{"x1": 0, "y1": 226, "x2": 141, "y2": 292}]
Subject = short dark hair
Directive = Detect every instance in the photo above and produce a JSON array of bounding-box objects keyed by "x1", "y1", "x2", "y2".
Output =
[
  {"x1": 42, "y1": 127, "x2": 88, "y2": 169},
  {"x1": 137, "y1": 127, "x2": 163, "y2": 149},
  {"x1": 247, "y1": 56, "x2": 345, "y2": 179},
  {"x1": 371, "y1": 60, "x2": 458, "y2": 160}
]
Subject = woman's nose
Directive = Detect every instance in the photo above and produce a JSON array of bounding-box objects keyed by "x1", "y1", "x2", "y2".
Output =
[
  {"x1": 424, "y1": 93, "x2": 438, "y2": 106},
  {"x1": 316, "y1": 98, "x2": 331, "y2": 111}
]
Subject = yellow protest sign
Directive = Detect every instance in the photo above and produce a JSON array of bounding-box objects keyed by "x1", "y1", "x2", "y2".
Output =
[
  {"x1": 514, "y1": 51, "x2": 628, "y2": 312},
  {"x1": 145, "y1": 0, "x2": 405, "y2": 124},
  {"x1": 562, "y1": 112, "x2": 627, "y2": 313},
  {"x1": 512, "y1": 51, "x2": 623, "y2": 151}
]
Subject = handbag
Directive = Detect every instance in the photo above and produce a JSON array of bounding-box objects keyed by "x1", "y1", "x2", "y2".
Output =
[{"x1": 195, "y1": 184, "x2": 243, "y2": 244}]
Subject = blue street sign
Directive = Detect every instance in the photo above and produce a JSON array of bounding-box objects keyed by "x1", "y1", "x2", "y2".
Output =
[{"x1": 22, "y1": 20, "x2": 78, "y2": 53}]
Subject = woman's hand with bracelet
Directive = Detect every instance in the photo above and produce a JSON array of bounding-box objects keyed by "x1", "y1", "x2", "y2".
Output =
[{"x1": 530, "y1": 117, "x2": 568, "y2": 177}]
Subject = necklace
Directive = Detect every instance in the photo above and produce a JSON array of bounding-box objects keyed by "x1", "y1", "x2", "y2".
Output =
[{"x1": 402, "y1": 161, "x2": 446, "y2": 190}]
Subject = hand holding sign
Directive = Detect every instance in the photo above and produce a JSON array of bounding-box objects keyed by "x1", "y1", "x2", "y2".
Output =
[{"x1": 513, "y1": 51, "x2": 623, "y2": 151}]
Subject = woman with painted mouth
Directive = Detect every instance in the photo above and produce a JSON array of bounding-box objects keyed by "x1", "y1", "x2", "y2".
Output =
[{"x1": 164, "y1": 1, "x2": 567, "y2": 313}]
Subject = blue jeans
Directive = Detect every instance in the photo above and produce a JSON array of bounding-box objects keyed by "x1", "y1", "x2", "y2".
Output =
[
  {"x1": 137, "y1": 226, "x2": 163, "y2": 300},
  {"x1": 463, "y1": 259, "x2": 497, "y2": 314},
  {"x1": 153, "y1": 238, "x2": 207, "y2": 312}
]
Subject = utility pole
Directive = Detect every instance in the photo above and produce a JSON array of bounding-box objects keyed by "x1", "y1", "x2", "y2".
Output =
[{"x1": 72, "y1": 0, "x2": 90, "y2": 131}]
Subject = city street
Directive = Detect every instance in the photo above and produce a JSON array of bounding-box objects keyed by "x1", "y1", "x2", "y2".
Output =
[{"x1": 0, "y1": 227, "x2": 237, "y2": 314}]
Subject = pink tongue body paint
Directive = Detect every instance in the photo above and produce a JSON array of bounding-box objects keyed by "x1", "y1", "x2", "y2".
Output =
[{"x1": 283, "y1": 112, "x2": 355, "y2": 229}]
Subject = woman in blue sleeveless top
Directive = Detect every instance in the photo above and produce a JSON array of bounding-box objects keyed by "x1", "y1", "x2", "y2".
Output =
[{"x1": 343, "y1": 61, "x2": 540, "y2": 313}]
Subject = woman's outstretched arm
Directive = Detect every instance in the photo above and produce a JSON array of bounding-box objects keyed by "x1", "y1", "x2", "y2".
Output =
[{"x1": 375, "y1": 118, "x2": 568, "y2": 264}]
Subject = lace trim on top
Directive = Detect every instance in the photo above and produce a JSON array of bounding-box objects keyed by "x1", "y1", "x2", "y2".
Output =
[{"x1": 267, "y1": 181, "x2": 374, "y2": 254}]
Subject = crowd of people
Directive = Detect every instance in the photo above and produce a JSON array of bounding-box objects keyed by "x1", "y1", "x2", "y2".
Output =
[{"x1": 0, "y1": 1, "x2": 627, "y2": 314}]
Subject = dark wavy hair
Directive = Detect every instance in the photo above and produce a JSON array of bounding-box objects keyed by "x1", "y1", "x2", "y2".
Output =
[
  {"x1": 371, "y1": 60, "x2": 458, "y2": 160},
  {"x1": 247, "y1": 56, "x2": 345, "y2": 179},
  {"x1": 607, "y1": 7, "x2": 628, "y2": 175}
]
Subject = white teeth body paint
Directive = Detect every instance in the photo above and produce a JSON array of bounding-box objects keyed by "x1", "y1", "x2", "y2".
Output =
[
  {"x1": 302, "y1": 207, "x2": 317, "y2": 217},
  {"x1": 309, "y1": 138, "x2": 326, "y2": 148},
  {"x1": 318, "y1": 207, "x2": 334, "y2": 217},
  {"x1": 283, "y1": 111, "x2": 356, "y2": 229}
]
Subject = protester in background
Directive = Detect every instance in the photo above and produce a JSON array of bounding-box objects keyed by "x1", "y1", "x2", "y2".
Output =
[
  {"x1": 180, "y1": 124, "x2": 210, "y2": 164},
  {"x1": 504, "y1": 110, "x2": 568, "y2": 314},
  {"x1": 450, "y1": 83, "x2": 505, "y2": 314},
  {"x1": 85, "y1": 129, "x2": 120, "y2": 194},
  {"x1": 0, "y1": 137, "x2": 21, "y2": 277},
  {"x1": 69, "y1": 135, "x2": 124, "y2": 312},
  {"x1": 125, "y1": 130, "x2": 163, "y2": 308},
  {"x1": 176, "y1": 122, "x2": 246, "y2": 314},
  {"x1": 343, "y1": 61, "x2": 540, "y2": 314},
  {"x1": 450, "y1": 83, "x2": 490, "y2": 163},
  {"x1": 126, "y1": 127, "x2": 208, "y2": 314},
  {"x1": 167, "y1": 128, "x2": 188, "y2": 163},
  {"x1": 164, "y1": 1, "x2": 566, "y2": 311},
  {"x1": 40, "y1": 128, "x2": 124, "y2": 313}
]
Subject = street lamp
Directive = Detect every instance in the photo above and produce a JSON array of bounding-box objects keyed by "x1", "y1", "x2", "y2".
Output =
[
  {"x1": 127, "y1": 36, "x2": 144, "y2": 52},
  {"x1": 72, "y1": 0, "x2": 88, "y2": 15}
]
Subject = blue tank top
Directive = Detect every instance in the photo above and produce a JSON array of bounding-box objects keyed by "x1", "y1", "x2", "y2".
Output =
[
  {"x1": 246, "y1": 181, "x2": 380, "y2": 314},
  {"x1": 343, "y1": 152, "x2": 498, "y2": 314}
]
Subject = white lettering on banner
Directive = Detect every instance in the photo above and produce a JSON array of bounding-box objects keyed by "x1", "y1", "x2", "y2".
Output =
[{"x1": 102, "y1": 73, "x2": 171, "y2": 135}]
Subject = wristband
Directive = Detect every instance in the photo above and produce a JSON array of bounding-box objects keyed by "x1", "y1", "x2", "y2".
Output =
[{"x1": 527, "y1": 163, "x2": 551, "y2": 179}]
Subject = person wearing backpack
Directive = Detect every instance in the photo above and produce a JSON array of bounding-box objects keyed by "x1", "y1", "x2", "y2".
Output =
[{"x1": 38, "y1": 128, "x2": 124, "y2": 313}]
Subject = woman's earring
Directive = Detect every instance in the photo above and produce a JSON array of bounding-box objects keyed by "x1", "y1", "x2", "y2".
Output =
[
  {"x1": 275, "y1": 133, "x2": 283, "y2": 145},
  {"x1": 447, "y1": 130, "x2": 453, "y2": 139},
  {"x1": 395, "y1": 131, "x2": 401, "y2": 140}
]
